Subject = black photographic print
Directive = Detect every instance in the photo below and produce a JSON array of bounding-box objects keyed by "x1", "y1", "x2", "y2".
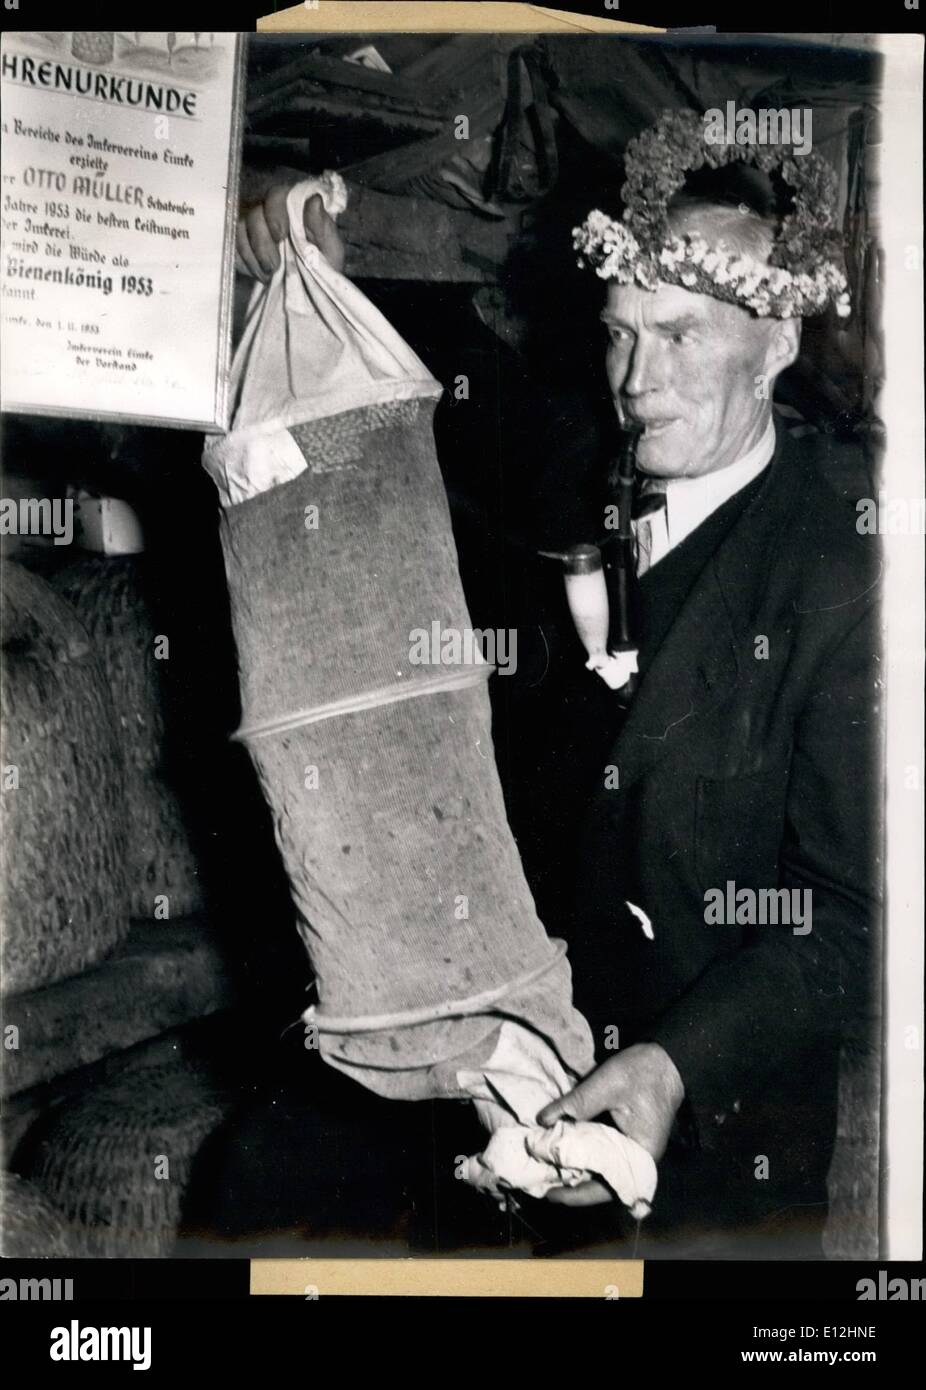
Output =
[{"x1": 0, "y1": 20, "x2": 922, "y2": 1303}]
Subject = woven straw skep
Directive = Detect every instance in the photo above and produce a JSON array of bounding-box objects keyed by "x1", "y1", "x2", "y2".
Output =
[
  {"x1": 0, "y1": 560, "x2": 128, "y2": 994},
  {"x1": 53, "y1": 557, "x2": 204, "y2": 920},
  {"x1": 23, "y1": 1061, "x2": 230, "y2": 1258},
  {"x1": 0, "y1": 1170, "x2": 75, "y2": 1258}
]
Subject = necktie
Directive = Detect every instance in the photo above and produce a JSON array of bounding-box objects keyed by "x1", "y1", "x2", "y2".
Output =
[{"x1": 633, "y1": 479, "x2": 667, "y2": 577}]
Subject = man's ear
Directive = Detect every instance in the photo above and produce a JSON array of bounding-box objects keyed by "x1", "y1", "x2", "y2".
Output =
[{"x1": 766, "y1": 317, "x2": 802, "y2": 376}]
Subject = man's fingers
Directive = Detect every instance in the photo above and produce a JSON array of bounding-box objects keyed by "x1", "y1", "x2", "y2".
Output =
[
  {"x1": 235, "y1": 217, "x2": 266, "y2": 281},
  {"x1": 263, "y1": 184, "x2": 292, "y2": 244},
  {"x1": 545, "y1": 1180, "x2": 612, "y2": 1207},
  {"x1": 304, "y1": 193, "x2": 332, "y2": 243},
  {"x1": 244, "y1": 204, "x2": 282, "y2": 278},
  {"x1": 237, "y1": 187, "x2": 346, "y2": 280}
]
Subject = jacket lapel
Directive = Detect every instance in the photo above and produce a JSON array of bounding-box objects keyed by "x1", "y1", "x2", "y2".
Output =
[{"x1": 610, "y1": 421, "x2": 804, "y2": 791}]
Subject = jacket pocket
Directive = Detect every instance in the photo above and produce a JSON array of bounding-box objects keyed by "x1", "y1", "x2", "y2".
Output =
[{"x1": 694, "y1": 767, "x2": 789, "y2": 892}]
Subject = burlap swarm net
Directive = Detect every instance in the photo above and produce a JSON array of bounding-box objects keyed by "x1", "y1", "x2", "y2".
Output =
[{"x1": 204, "y1": 178, "x2": 595, "y2": 1101}]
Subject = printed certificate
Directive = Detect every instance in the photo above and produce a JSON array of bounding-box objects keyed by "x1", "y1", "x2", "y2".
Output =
[{"x1": 0, "y1": 31, "x2": 244, "y2": 430}]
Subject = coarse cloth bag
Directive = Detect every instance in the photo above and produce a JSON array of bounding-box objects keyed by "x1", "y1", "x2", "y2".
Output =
[{"x1": 203, "y1": 178, "x2": 595, "y2": 1102}]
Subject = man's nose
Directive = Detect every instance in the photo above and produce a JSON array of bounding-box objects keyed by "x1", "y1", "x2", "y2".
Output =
[{"x1": 622, "y1": 335, "x2": 663, "y2": 398}]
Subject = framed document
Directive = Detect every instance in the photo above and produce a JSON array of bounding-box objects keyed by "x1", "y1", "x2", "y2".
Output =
[{"x1": 0, "y1": 31, "x2": 245, "y2": 431}]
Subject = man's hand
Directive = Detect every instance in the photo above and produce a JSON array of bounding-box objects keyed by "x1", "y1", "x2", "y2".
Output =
[
  {"x1": 235, "y1": 186, "x2": 346, "y2": 281},
  {"x1": 536, "y1": 1042, "x2": 685, "y2": 1207}
]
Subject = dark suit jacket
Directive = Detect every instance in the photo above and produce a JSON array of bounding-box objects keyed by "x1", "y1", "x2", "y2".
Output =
[{"x1": 549, "y1": 420, "x2": 883, "y2": 1248}]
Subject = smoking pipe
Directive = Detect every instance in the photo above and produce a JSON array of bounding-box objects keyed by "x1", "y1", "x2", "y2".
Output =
[{"x1": 540, "y1": 422, "x2": 645, "y2": 699}]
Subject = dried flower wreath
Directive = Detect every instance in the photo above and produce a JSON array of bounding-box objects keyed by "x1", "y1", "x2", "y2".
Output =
[{"x1": 573, "y1": 109, "x2": 851, "y2": 319}]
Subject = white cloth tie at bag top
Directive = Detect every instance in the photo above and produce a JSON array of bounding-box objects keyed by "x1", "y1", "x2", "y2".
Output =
[{"x1": 203, "y1": 174, "x2": 442, "y2": 507}]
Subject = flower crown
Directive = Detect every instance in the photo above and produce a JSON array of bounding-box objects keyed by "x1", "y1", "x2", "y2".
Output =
[{"x1": 573, "y1": 109, "x2": 851, "y2": 319}]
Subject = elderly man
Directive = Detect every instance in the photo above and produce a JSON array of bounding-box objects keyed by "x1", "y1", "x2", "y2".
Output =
[
  {"x1": 231, "y1": 112, "x2": 880, "y2": 1259},
  {"x1": 526, "y1": 117, "x2": 881, "y2": 1256}
]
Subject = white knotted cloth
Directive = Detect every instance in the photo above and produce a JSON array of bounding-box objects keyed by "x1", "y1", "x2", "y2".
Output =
[{"x1": 456, "y1": 1022, "x2": 657, "y2": 1217}]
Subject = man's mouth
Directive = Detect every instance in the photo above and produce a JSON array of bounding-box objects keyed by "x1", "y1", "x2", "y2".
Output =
[{"x1": 633, "y1": 418, "x2": 678, "y2": 437}]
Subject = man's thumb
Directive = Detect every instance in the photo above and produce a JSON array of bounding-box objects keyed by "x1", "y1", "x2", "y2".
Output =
[
  {"x1": 536, "y1": 1082, "x2": 596, "y2": 1128},
  {"x1": 537, "y1": 1059, "x2": 631, "y2": 1129},
  {"x1": 536, "y1": 1098, "x2": 567, "y2": 1127}
]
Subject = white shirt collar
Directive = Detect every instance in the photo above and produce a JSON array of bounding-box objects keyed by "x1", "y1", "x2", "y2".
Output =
[{"x1": 646, "y1": 416, "x2": 776, "y2": 565}]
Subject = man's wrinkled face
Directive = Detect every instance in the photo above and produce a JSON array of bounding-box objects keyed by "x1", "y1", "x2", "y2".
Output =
[{"x1": 603, "y1": 280, "x2": 780, "y2": 478}]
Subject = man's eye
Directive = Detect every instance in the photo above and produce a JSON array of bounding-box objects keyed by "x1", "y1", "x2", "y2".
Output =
[
  {"x1": 670, "y1": 332, "x2": 690, "y2": 346},
  {"x1": 608, "y1": 328, "x2": 631, "y2": 343}
]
